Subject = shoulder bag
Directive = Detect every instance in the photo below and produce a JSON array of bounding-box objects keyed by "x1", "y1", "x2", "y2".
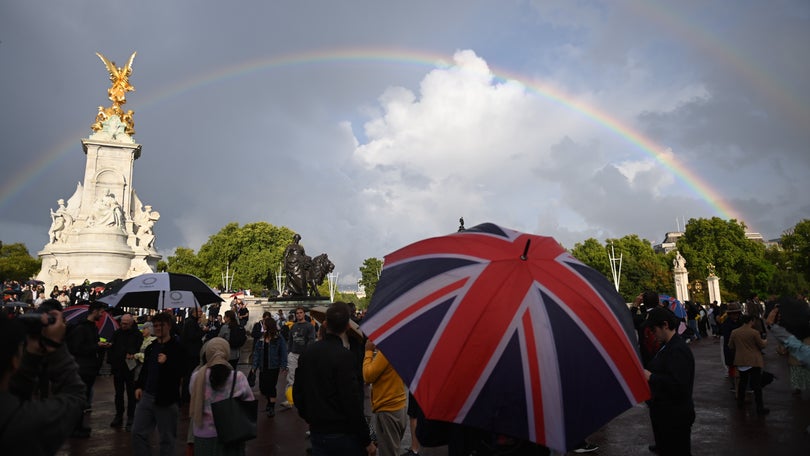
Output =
[{"x1": 211, "y1": 370, "x2": 258, "y2": 444}]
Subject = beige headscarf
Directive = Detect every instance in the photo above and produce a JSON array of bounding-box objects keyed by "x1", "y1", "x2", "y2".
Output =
[{"x1": 190, "y1": 337, "x2": 233, "y2": 424}]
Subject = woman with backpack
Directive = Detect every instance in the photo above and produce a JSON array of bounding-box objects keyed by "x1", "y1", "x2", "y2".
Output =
[
  {"x1": 252, "y1": 316, "x2": 288, "y2": 416},
  {"x1": 218, "y1": 311, "x2": 244, "y2": 369}
]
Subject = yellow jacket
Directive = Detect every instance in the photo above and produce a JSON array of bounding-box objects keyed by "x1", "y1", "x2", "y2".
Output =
[{"x1": 363, "y1": 349, "x2": 407, "y2": 413}]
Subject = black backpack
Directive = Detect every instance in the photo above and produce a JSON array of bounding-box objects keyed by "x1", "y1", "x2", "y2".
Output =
[{"x1": 229, "y1": 325, "x2": 247, "y2": 348}]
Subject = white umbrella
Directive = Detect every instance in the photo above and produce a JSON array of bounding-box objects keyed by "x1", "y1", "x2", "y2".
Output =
[{"x1": 98, "y1": 272, "x2": 222, "y2": 309}]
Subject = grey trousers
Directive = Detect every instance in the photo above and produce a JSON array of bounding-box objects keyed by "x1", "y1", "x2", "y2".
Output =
[
  {"x1": 132, "y1": 392, "x2": 179, "y2": 456},
  {"x1": 373, "y1": 407, "x2": 408, "y2": 456}
]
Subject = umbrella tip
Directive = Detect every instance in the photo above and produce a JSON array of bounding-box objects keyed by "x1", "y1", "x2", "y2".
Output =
[{"x1": 520, "y1": 238, "x2": 531, "y2": 261}]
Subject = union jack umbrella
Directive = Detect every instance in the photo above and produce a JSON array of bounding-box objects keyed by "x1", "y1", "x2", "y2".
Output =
[
  {"x1": 360, "y1": 223, "x2": 650, "y2": 452},
  {"x1": 63, "y1": 304, "x2": 119, "y2": 340},
  {"x1": 659, "y1": 294, "x2": 687, "y2": 319}
]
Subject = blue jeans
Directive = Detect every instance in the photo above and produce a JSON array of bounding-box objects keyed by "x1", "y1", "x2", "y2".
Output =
[
  {"x1": 310, "y1": 432, "x2": 366, "y2": 456},
  {"x1": 132, "y1": 392, "x2": 179, "y2": 456}
]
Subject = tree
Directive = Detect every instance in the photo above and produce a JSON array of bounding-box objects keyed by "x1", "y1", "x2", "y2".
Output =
[
  {"x1": 570, "y1": 235, "x2": 671, "y2": 302},
  {"x1": 165, "y1": 247, "x2": 202, "y2": 275},
  {"x1": 569, "y1": 238, "x2": 611, "y2": 278},
  {"x1": 764, "y1": 244, "x2": 808, "y2": 297},
  {"x1": 780, "y1": 219, "x2": 810, "y2": 288},
  {"x1": 187, "y1": 222, "x2": 296, "y2": 291},
  {"x1": 676, "y1": 217, "x2": 772, "y2": 301},
  {"x1": 0, "y1": 242, "x2": 42, "y2": 283},
  {"x1": 609, "y1": 234, "x2": 672, "y2": 301},
  {"x1": 358, "y1": 257, "x2": 384, "y2": 306}
]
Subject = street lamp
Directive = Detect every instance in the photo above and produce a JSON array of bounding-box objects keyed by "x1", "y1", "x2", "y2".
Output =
[{"x1": 687, "y1": 279, "x2": 704, "y2": 303}]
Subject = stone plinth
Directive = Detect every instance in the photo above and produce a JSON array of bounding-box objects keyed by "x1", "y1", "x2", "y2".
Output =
[{"x1": 707, "y1": 275, "x2": 721, "y2": 305}]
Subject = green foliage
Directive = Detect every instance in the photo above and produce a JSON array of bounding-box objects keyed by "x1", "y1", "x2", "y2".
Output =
[
  {"x1": 166, "y1": 247, "x2": 201, "y2": 275},
  {"x1": 570, "y1": 235, "x2": 671, "y2": 302},
  {"x1": 334, "y1": 291, "x2": 363, "y2": 308},
  {"x1": 164, "y1": 222, "x2": 295, "y2": 291},
  {"x1": 676, "y1": 217, "x2": 772, "y2": 301},
  {"x1": 0, "y1": 242, "x2": 42, "y2": 283},
  {"x1": 569, "y1": 238, "x2": 611, "y2": 277},
  {"x1": 780, "y1": 219, "x2": 810, "y2": 288},
  {"x1": 358, "y1": 257, "x2": 384, "y2": 306}
]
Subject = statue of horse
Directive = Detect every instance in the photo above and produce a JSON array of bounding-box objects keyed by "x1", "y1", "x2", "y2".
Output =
[{"x1": 305, "y1": 253, "x2": 335, "y2": 297}]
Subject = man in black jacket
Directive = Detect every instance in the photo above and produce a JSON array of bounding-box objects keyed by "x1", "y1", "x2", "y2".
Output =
[
  {"x1": 294, "y1": 302, "x2": 375, "y2": 456},
  {"x1": 108, "y1": 313, "x2": 143, "y2": 430},
  {"x1": 643, "y1": 307, "x2": 695, "y2": 456},
  {"x1": 132, "y1": 312, "x2": 186, "y2": 456},
  {"x1": 0, "y1": 307, "x2": 86, "y2": 455},
  {"x1": 179, "y1": 307, "x2": 204, "y2": 404},
  {"x1": 66, "y1": 300, "x2": 109, "y2": 437}
]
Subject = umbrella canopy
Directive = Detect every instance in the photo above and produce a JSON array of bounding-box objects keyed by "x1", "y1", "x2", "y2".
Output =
[
  {"x1": 3, "y1": 301, "x2": 31, "y2": 308},
  {"x1": 309, "y1": 305, "x2": 363, "y2": 337},
  {"x1": 63, "y1": 304, "x2": 120, "y2": 340},
  {"x1": 360, "y1": 222, "x2": 650, "y2": 452},
  {"x1": 659, "y1": 295, "x2": 686, "y2": 319},
  {"x1": 97, "y1": 272, "x2": 222, "y2": 310}
]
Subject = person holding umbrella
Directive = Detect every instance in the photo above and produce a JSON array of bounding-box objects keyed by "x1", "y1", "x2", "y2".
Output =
[
  {"x1": 66, "y1": 300, "x2": 111, "y2": 438},
  {"x1": 132, "y1": 312, "x2": 186, "y2": 456},
  {"x1": 108, "y1": 313, "x2": 143, "y2": 431},
  {"x1": 643, "y1": 307, "x2": 695, "y2": 456}
]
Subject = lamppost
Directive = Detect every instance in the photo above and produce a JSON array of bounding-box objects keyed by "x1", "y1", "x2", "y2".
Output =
[
  {"x1": 327, "y1": 272, "x2": 339, "y2": 302},
  {"x1": 687, "y1": 279, "x2": 704, "y2": 303},
  {"x1": 275, "y1": 263, "x2": 285, "y2": 296}
]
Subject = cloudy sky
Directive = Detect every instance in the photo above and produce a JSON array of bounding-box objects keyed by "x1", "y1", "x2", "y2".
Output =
[{"x1": 1, "y1": 1, "x2": 808, "y2": 289}]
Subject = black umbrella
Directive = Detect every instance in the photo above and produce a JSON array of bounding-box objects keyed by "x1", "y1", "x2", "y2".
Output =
[
  {"x1": 97, "y1": 272, "x2": 223, "y2": 309},
  {"x1": 3, "y1": 301, "x2": 31, "y2": 308}
]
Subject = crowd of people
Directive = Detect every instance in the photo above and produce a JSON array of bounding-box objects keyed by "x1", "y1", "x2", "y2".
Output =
[
  {"x1": 630, "y1": 291, "x2": 810, "y2": 455},
  {"x1": 2, "y1": 279, "x2": 809, "y2": 456}
]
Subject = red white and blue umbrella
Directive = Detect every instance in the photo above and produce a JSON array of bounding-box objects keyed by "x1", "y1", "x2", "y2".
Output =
[
  {"x1": 659, "y1": 294, "x2": 687, "y2": 319},
  {"x1": 360, "y1": 223, "x2": 650, "y2": 452},
  {"x1": 63, "y1": 304, "x2": 119, "y2": 340},
  {"x1": 97, "y1": 272, "x2": 222, "y2": 310}
]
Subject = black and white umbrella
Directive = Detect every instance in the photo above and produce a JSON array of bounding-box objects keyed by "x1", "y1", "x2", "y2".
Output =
[{"x1": 98, "y1": 272, "x2": 222, "y2": 310}]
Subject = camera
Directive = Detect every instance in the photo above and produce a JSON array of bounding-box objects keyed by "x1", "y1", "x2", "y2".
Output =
[
  {"x1": 19, "y1": 311, "x2": 57, "y2": 336},
  {"x1": 18, "y1": 299, "x2": 62, "y2": 336}
]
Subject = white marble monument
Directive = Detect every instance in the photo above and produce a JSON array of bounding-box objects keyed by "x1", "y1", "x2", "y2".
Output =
[
  {"x1": 706, "y1": 264, "x2": 721, "y2": 305},
  {"x1": 36, "y1": 52, "x2": 161, "y2": 288},
  {"x1": 673, "y1": 250, "x2": 690, "y2": 303}
]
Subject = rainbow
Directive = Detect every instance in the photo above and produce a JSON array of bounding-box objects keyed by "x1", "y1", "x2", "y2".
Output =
[{"x1": 1, "y1": 47, "x2": 744, "y2": 222}]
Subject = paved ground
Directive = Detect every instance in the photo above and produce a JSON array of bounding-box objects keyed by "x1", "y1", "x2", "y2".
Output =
[{"x1": 57, "y1": 335, "x2": 809, "y2": 455}]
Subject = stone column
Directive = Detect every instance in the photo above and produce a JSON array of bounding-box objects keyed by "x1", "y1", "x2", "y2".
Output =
[
  {"x1": 707, "y1": 275, "x2": 721, "y2": 305},
  {"x1": 673, "y1": 251, "x2": 690, "y2": 303}
]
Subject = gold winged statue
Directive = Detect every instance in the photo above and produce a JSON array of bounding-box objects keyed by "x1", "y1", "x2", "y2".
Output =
[{"x1": 91, "y1": 52, "x2": 137, "y2": 136}]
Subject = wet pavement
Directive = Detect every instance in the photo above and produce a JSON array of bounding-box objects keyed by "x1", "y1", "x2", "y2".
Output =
[{"x1": 57, "y1": 335, "x2": 809, "y2": 455}]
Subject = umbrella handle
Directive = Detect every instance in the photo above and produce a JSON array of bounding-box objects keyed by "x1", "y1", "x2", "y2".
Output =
[{"x1": 520, "y1": 239, "x2": 531, "y2": 261}]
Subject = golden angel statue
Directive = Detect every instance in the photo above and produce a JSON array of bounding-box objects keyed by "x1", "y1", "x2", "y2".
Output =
[{"x1": 91, "y1": 52, "x2": 137, "y2": 136}]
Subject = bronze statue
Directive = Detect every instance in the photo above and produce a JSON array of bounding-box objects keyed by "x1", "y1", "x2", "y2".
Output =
[
  {"x1": 91, "y1": 52, "x2": 137, "y2": 136},
  {"x1": 282, "y1": 235, "x2": 335, "y2": 298},
  {"x1": 283, "y1": 234, "x2": 307, "y2": 296},
  {"x1": 305, "y1": 254, "x2": 335, "y2": 297}
]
